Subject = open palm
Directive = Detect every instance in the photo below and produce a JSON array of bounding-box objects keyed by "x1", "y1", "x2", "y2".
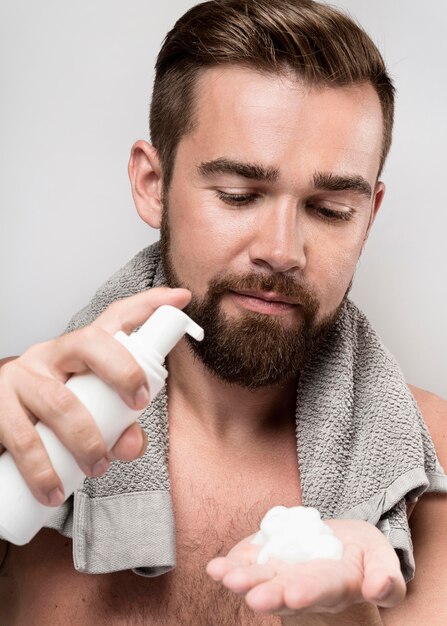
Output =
[{"x1": 206, "y1": 519, "x2": 406, "y2": 616}]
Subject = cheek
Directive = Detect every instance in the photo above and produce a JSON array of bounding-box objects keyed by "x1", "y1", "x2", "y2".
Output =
[
  {"x1": 313, "y1": 237, "x2": 362, "y2": 312},
  {"x1": 167, "y1": 187, "x2": 252, "y2": 260},
  {"x1": 165, "y1": 190, "x2": 245, "y2": 291}
]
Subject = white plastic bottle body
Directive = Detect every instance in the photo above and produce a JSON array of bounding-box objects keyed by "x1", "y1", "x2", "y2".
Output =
[
  {"x1": 0, "y1": 305, "x2": 204, "y2": 546},
  {"x1": 0, "y1": 337, "x2": 165, "y2": 546}
]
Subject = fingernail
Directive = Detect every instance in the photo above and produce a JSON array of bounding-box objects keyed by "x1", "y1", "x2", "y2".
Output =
[
  {"x1": 134, "y1": 384, "x2": 150, "y2": 408},
  {"x1": 376, "y1": 578, "x2": 394, "y2": 601},
  {"x1": 48, "y1": 487, "x2": 64, "y2": 506},
  {"x1": 91, "y1": 457, "x2": 110, "y2": 477}
]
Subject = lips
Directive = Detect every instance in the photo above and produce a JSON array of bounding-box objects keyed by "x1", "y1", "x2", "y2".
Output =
[
  {"x1": 230, "y1": 289, "x2": 299, "y2": 306},
  {"x1": 227, "y1": 290, "x2": 300, "y2": 317}
]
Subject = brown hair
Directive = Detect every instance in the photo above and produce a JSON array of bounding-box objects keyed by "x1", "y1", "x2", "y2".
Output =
[{"x1": 150, "y1": 0, "x2": 395, "y2": 187}]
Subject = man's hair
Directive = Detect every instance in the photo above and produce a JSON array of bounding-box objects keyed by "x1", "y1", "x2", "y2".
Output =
[{"x1": 150, "y1": 0, "x2": 395, "y2": 187}]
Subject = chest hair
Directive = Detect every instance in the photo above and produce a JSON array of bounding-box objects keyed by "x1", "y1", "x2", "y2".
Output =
[{"x1": 93, "y1": 489, "x2": 285, "y2": 626}]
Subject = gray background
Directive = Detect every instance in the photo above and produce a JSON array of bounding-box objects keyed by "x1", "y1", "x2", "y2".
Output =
[{"x1": 0, "y1": 1, "x2": 445, "y2": 397}]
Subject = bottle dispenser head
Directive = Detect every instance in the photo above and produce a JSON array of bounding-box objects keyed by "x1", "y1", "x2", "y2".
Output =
[{"x1": 134, "y1": 304, "x2": 204, "y2": 358}]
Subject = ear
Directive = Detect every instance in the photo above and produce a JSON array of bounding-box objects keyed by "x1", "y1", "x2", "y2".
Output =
[
  {"x1": 363, "y1": 181, "x2": 385, "y2": 242},
  {"x1": 128, "y1": 140, "x2": 164, "y2": 228}
]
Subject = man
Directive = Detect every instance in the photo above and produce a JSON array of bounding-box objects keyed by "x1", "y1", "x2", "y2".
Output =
[{"x1": 0, "y1": 0, "x2": 446, "y2": 624}]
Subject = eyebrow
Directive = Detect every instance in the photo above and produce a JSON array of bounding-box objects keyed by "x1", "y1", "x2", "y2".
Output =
[
  {"x1": 313, "y1": 171, "x2": 372, "y2": 199},
  {"x1": 197, "y1": 158, "x2": 372, "y2": 199},
  {"x1": 197, "y1": 158, "x2": 279, "y2": 183}
]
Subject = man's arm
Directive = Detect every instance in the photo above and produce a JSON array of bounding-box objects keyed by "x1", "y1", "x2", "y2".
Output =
[{"x1": 380, "y1": 385, "x2": 447, "y2": 625}]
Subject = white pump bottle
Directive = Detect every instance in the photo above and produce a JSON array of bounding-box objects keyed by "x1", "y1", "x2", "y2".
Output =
[{"x1": 0, "y1": 305, "x2": 204, "y2": 545}]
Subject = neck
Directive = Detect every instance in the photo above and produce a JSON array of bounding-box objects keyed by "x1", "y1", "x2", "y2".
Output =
[{"x1": 165, "y1": 338, "x2": 298, "y2": 449}]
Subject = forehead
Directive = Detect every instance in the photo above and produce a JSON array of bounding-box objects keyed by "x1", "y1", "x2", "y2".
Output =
[{"x1": 180, "y1": 65, "x2": 383, "y2": 183}]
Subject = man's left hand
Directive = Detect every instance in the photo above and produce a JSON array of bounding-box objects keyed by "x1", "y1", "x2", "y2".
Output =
[{"x1": 206, "y1": 519, "x2": 406, "y2": 616}]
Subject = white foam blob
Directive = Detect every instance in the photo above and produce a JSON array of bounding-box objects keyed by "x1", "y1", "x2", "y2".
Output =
[{"x1": 251, "y1": 505, "x2": 343, "y2": 565}]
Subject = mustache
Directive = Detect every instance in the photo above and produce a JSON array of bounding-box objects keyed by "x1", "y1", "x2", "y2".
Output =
[{"x1": 204, "y1": 272, "x2": 319, "y2": 315}]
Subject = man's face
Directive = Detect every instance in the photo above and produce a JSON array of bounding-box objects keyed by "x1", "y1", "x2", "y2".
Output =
[{"x1": 159, "y1": 66, "x2": 384, "y2": 387}]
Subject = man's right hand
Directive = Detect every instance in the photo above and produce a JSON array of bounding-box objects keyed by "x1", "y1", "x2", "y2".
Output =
[{"x1": 0, "y1": 287, "x2": 191, "y2": 507}]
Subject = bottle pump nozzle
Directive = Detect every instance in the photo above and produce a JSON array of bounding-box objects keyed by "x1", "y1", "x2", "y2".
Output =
[{"x1": 134, "y1": 304, "x2": 204, "y2": 359}]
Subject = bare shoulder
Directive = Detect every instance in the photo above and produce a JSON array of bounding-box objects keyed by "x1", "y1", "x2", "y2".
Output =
[
  {"x1": 407, "y1": 383, "x2": 447, "y2": 465},
  {"x1": 408, "y1": 382, "x2": 447, "y2": 416}
]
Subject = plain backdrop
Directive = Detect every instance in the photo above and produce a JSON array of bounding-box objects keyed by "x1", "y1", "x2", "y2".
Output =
[{"x1": 0, "y1": 0, "x2": 446, "y2": 397}]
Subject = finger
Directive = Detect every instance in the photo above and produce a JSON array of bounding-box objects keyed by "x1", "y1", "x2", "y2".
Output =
[
  {"x1": 207, "y1": 534, "x2": 266, "y2": 581},
  {"x1": 206, "y1": 556, "x2": 239, "y2": 581},
  {"x1": 108, "y1": 423, "x2": 147, "y2": 462},
  {"x1": 0, "y1": 395, "x2": 65, "y2": 506},
  {"x1": 244, "y1": 579, "x2": 286, "y2": 614},
  {"x1": 47, "y1": 326, "x2": 151, "y2": 410},
  {"x1": 221, "y1": 563, "x2": 276, "y2": 595},
  {"x1": 92, "y1": 287, "x2": 192, "y2": 335},
  {"x1": 12, "y1": 368, "x2": 110, "y2": 479},
  {"x1": 225, "y1": 535, "x2": 261, "y2": 563},
  {"x1": 362, "y1": 541, "x2": 406, "y2": 607}
]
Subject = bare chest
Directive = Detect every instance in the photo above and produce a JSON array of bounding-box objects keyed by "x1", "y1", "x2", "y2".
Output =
[
  {"x1": 2, "y1": 455, "x2": 383, "y2": 626},
  {"x1": 124, "y1": 437, "x2": 303, "y2": 625},
  {"x1": 3, "y1": 444, "x2": 302, "y2": 625},
  {"x1": 157, "y1": 443, "x2": 304, "y2": 625}
]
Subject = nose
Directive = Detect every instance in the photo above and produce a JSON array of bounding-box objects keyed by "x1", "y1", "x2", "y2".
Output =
[{"x1": 248, "y1": 198, "x2": 306, "y2": 273}]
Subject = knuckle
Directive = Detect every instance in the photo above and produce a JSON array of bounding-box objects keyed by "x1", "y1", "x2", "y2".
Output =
[
  {"x1": 0, "y1": 360, "x2": 15, "y2": 384},
  {"x1": 43, "y1": 336, "x2": 64, "y2": 359},
  {"x1": 32, "y1": 464, "x2": 59, "y2": 491},
  {"x1": 80, "y1": 433, "x2": 106, "y2": 461},
  {"x1": 11, "y1": 425, "x2": 40, "y2": 456},
  {"x1": 106, "y1": 299, "x2": 125, "y2": 321},
  {"x1": 40, "y1": 381, "x2": 76, "y2": 415},
  {"x1": 0, "y1": 357, "x2": 27, "y2": 384},
  {"x1": 106, "y1": 299, "x2": 122, "y2": 313},
  {"x1": 79, "y1": 324, "x2": 102, "y2": 344},
  {"x1": 22, "y1": 341, "x2": 50, "y2": 361},
  {"x1": 104, "y1": 300, "x2": 134, "y2": 333},
  {"x1": 69, "y1": 419, "x2": 105, "y2": 455}
]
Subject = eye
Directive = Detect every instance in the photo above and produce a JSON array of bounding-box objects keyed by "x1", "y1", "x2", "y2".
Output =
[
  {"x1": 309, "y1": 203, "x2": 353, "y2": 222},
  {"x1": 216, "y1": 191, "x2": 258, "y2": 206}
]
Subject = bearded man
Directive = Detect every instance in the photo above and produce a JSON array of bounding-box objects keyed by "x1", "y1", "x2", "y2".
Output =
[{"x1": 1, "y1": 1, "x2": 446, "y2": 625}]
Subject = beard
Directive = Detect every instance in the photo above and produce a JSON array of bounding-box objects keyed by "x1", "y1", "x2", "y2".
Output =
[{"x1": 160, "y1": 202, "x2": 350, "y2": 389}]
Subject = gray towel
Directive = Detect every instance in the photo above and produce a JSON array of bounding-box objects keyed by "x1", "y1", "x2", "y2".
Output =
[{"x1": 45, "y1": 241, "x2": 447, "y2": 582}]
